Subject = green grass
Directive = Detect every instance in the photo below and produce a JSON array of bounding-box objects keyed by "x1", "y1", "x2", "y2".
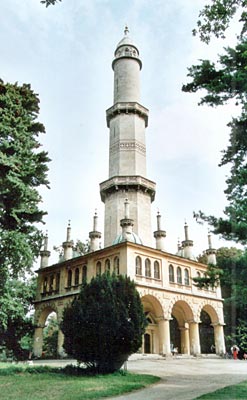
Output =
[
  {"x1": 0, "y1": 364, "x2": 160, "y2": 400},
  {"x1": 195, "y1": 380, "x2": 247, "y2": 399}
]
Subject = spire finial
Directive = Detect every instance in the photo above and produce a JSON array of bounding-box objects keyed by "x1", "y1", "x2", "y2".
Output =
[{"x1": 124, "y1": 25, "x2": 129, "y2": 36}]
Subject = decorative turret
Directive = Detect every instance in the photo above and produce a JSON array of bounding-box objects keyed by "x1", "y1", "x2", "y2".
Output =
[
  {"x1": 40, "y1": 231, "x2": 50, "y2": 268},
  {"x1": 100, "y1": 27, "x2": 156, "y2": 247},
  {"x1": 176, "y1": 238, "x2": 183, "y2": 257},
  {"x1": 205, "y1": 231, "x2": 217, "y2": 265},
  {"x1": 153, "y1": 211, "x2": 166, "y2": 251},
  {"x1": 113, "y1": 199, "x2": 142, "y2": 244},
  {"x1": 62, "y1": 220, "x2": 74, "y2": 261},
  {"x1": 89, "y1": 210, "x2": 101, "y2": 252},
  {"x1": 181, "y1": 221, "x2": 195, "y2": 260}
]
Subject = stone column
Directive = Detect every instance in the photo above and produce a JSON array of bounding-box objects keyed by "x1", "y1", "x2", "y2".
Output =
[
  {"x1": 180, "y1": 324, "x2": 190, "y2": 354},
  {"x1": 57, "y1": 329, "x2": 65, "y2": 358},
  {"x1": 189, "y1": 321, "x2": 201, "y2": 355},
  {"x1": 158, "y1": 318, "x2": 171, "y2": 355},
  {"x1": 213, "y1": 324, "x2": 226, "y2": 355},
  {"x1": 33, "y1": 326, "x2": 44, "y2": 358}
]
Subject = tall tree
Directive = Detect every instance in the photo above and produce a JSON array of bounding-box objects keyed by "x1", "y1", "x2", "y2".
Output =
[
  {"x1": 182, "y1": 2, "x2": 247, "y2": 244},
  {"x1": 0, "y1": 80, "x2": 50, "y2": 351}
]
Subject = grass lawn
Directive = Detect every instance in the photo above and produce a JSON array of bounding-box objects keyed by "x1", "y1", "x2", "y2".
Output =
[
  {"x1": 195, "y1": 380, "x2": 247, "y2": 399},
  {"x1": 0, "y1": 363, "x2": 160, "y2": 400}
]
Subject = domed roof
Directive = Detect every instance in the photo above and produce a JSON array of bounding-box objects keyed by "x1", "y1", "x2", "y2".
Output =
[
  {"x1": 115, "y1": 26, "x2": 139, "y2": 53},
  {"x1": 113, "y1": 232, "x2": 143, "y2": 245}
]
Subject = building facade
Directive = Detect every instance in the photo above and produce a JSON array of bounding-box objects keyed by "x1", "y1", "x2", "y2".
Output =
[{"x1": 33, "y1": 28, "x2": 226, "y2": 358}]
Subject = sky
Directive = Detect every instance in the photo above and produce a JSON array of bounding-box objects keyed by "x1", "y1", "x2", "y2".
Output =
[{"x1": 1, "y1": 0, "x2": 242, "y2": 265}]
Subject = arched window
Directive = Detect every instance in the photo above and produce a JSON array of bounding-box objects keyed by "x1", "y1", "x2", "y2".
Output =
[
  {"x1": 43, "y1": 277, "x2": 48, "y2": 293},
  {"x1": 197, "y1": 271, "x2": 201, "y2": 289},
  {"x1": 177, "y1": 267, "x2": 182, "y2": 284},
  {"x1": 67, "y1": 269, "x2": 72, "y2": 287},
  {"x1": 49, "y1": 275, "x2": 54, "y2": 292},
  {"x1": 135, "y1": 256, "x2": 142, "y2": 275},
  {"x1": 169, "y1": 264, "x2": 174, "y2": 282},
  {"x1": 75, "y1": 268, "x2": 80, "y2": 286},
  {"x1": 145, "y1": 258, "x2": 151, "y2": 277},
  {"x1": 96, "y1": 261, "x2": 101, "y2": 276},
  {"x1": 105, "y1": 259, "x2": 111, "y2": 272},
  {"x1": 82, "y1": 265, "x2": 87, "y2": 281},
  {"x1": 154, "y1": 261, "x2": 160, "y2": 279},
  {"x1": 55, "y1": 272, "x2": 60, "y2": 292},
  {"x1": 114, "y1": 256, "x2": 120, "y2": 275},
  {"x1": 184, "y1": 268, "x2": 189, "y2": 285}
]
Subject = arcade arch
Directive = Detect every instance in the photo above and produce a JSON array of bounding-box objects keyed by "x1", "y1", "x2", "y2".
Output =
[
  {"x1": 33, "y1": 304, "x2": 65, "y2": 358},
  {"x1": 141, "y1": 294, "x2": 164, "y2": 354}
]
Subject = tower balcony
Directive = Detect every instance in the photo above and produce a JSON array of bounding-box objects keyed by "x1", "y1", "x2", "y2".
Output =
[
  {"x1": 106, "y1": 102, "x2": 149, "y2": 128},
  {"x1": 100, "y1": 175, "x2": 156, "y2": 202}
]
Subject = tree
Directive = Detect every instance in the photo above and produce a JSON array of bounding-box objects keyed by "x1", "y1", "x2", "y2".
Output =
[
  {"x1": 0, "y1": 80, "x2": 50, "y2": 357},
  {"x1": 41, "y1": 0, "x2": 61, "y2": 6},
  {"x1": 193, "y1": 0, "x2": 247, "y2": 44},
  {"x1": 192, "y1": 263, "x2": 223, "y2": 289},
  {"x1": 61, "y1": 272, "x2": 147, "y2": 373},
  {"x1": 182, "y1": 2, "x2": 247, "y2": 244},
  {"x1": 0, "y1": 277, "x2": 36, "y2": 360},
  {"x1": 0, "y1": 80, "x2": 50, "y2": 286}
]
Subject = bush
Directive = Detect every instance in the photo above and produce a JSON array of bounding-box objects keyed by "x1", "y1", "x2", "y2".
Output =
[{"x1": 61, "y1": 273, "x2": 147, "y2": 373}]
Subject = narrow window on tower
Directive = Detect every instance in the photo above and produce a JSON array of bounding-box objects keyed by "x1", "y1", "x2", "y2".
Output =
[
  {"x1": 169, "y1": 264, "x2": 174, "y2": 283},
  {"x1": 82, "y1": 265, "x2": 87, "y2": 282},
  {"x1": 96, "y1": 261, "x2": 101, "y2": 276},
  {"x1": 105, "y1": 259, "x2": 111, "y2": 272},
  {"x1": 67, "y1": 269, "x2": 72, "y2": 287},
  {"x1": 177, "y1": 267, "x2": 182, "y2": 284},
  {"x1": 154, "y1": 261, "x2": 160, "y2": 280},
  {"x1": 145, "y1": 258, "x2": 151, "y2": 278},
  {"x1": 75, "y1": 267, "x2": 80, "y2": 286},
  {"x1": 135, "y1": 256, "x2": 142, "y2": 275},
  {"x1": 184, "y1": 268, "x2": 189, "y2": 285},
  {"x1": 114, "y1": 256, "x2": 120, "y2": 275}
]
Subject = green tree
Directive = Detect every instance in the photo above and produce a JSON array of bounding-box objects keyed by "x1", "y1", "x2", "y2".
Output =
[
  {"x1": 41, "y1": 0, "x2": 61, "y2": 6},
  {"x1": 193, "y1": 0, "x2": 247, "y2": 44},
  {"x1": 0, "y1": 277, "x2": 36, "y2": 360},
  {"x1": 183, "y1": 2, "x2": 247, "y2": 244},
  {"x1": 61, "y1": 273, "x2": 147, "y2": 373},
  {"x1": 0, "y1": 80, "x2": 50, "y2": 357}
]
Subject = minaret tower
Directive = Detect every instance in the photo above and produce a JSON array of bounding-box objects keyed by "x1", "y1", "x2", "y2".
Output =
[
  {"x1": 40, "y1": 232, "x2": 50, "y2": 268},
  {"x1": 153, "y1": 211, "x2": 166, "y2": 251},
  {"x1": 62, "y1": 221, "x2": 74, "y2": 261},
  {"x1": 181, "y1": 221, "x2": 194, "y2": 260},
  {"x1": 205, "y1": 231, "x2": 217, "y2": 265},
  {"x1": 100, "y1": 27, "x2": 156, "y2": 247},
  {"x1": 89, "y1": 211, "x2": 101, "y2": 252}
]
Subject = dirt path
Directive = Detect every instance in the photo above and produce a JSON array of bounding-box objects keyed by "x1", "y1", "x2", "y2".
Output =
[{"x1": 110, "y1": 355, "x2": 247, "y2": 400}]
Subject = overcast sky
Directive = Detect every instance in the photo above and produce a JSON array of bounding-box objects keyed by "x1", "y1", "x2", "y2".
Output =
[{"x1": 1, "y1": 0, "x2": 241, "y2": 264}]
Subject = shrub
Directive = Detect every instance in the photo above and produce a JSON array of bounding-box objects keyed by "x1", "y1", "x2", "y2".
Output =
[{"x1": 61, "y1": 273, "x2": 147, "y2": 373}]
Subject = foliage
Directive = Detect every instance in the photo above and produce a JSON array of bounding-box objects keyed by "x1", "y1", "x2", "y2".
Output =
[
  {"x1": 193, "y1": 0, "x2": 247, "y2": 43},
  {"x1": 41, "y1": 0, "x2": 61, "y2": 6},
  {"x1": 192, "y1": 263, "x2": 223, "y2": 289},
  {"x1": 213, "y1": 247, "x2": 247, "y2": 349},
  {"x1": 0, "y1": 277, "x2": 36, "y2": 360},
  {"x1": 61, "y1": 272, "x2": 147, "y2": 373},
  {"x1": 0, "y1": 80, "x2": 50, "y2": 284},
  {"x1": 183, "y1": 37, "x2": 247, "y2": 244},
  {"x1": 0, "y1": 79, "x2": 49, "y2": 359},
  {"x1": 43, "y1": 315, "x2": 59, "y2": 358}
]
